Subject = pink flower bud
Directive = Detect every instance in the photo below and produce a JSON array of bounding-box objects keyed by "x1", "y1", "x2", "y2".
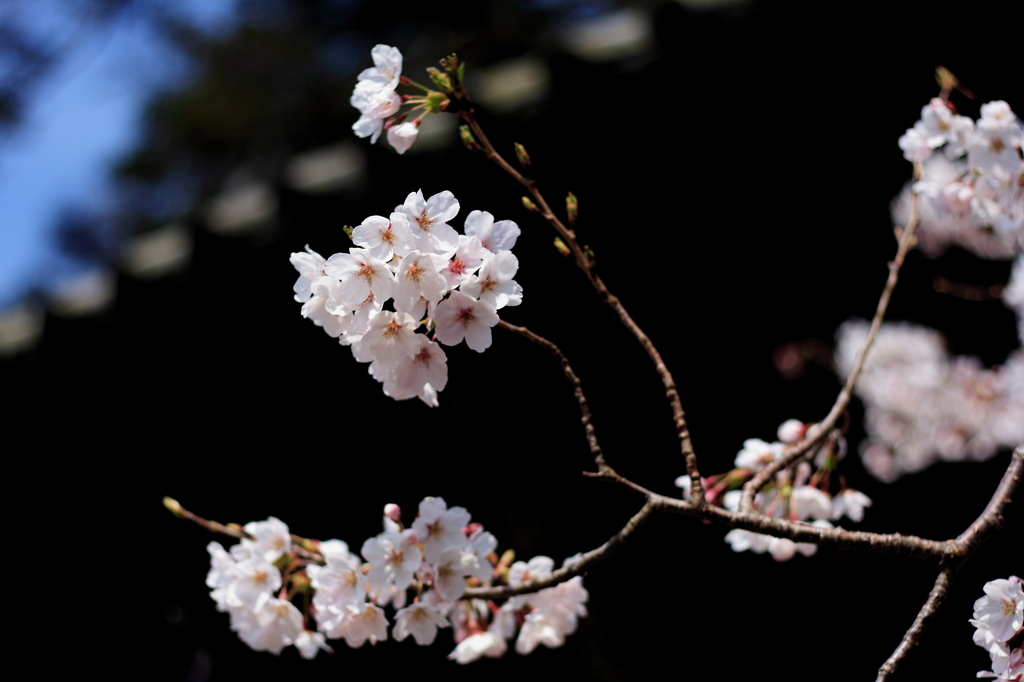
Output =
[
  {"x1": 384, "y1": 503, "x2": 402, "y2": 523},
  {"x1": 777, "y1": 419, "x2": 807, "y2": 444}
]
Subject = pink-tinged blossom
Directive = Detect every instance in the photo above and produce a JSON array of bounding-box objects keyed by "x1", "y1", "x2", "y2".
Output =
[
  {"x1": 466, "y1": 527, "x2": 498, "y2": 581},
  {"x1": 917, "y1": 98, "x2": 974, "y2": 152},
  {"x1": 388, "y1": 121, "x2": 420, "y2": 155},
  {"x1": 977, "y1": 647, "x2": 1022, "y2": 680},
  {"x1": 509, "y1": 556, "x2": 554, "y2": 585},
  {"x1": 231, "y1": 598, "x2": 304, "y2": 655},
  {"x1": 899, "y1": 126, "x2": 932, "y2": 162},
  {"x1": 396, "y1": 190, "x2": 461, "y2": 255},
  {"x1": 361, "y1": 529, "x2": 422, "y2": 591},
  {"x1": 393, "y1": 602, "x2": 450, "y2": 645},
  {"x1": 228, "y1": 554, "x2": 282, "y2": 612},
  {"x1": 969, "y1": 101, "x2": 1024, "y2": 173},
  {"x1": 460, "y1": 250, "x2": 523, "y2": 310},
  {"x1": 293, "y1": 630, "x2": 333, "y2": 659},
  {"x1": 334, "y1": 603, "x2": 390, "y2": 648},
  {"x1": 791, "y1": 486, "x2": 832, "y2": 521},
  {"x1": 777, "y1": 419, "x2": 806, "y2": 444},
  {"x1": 393, "y1": 251, "x2": 448, "y2": 315},
  {"x1": 734, "y1": 438, "x2": 784, "y2": 471},
  {"x1": 352, "y1": 214, "x2": 413, "y2": 261},
  {"x1": 383, "y1": 335, "x2": 448, "y2": 402},
  {"x1": 301, "y1": 277, "x2": 351, "y2": 338},
  {"x1": 463, "y1": 210, "x2": 521, "y2": 252},
  {"x1": 831, "y1": 488, "x2": 873, "y2": 522},
  {"x1": 243, "y1": 517, "x2": 292, "y2": 562},
  {"x1": 441, "y1": 235, "x2": 489, "y2": 289},
  {"x1": 361, "y1": 311, "x2": 420, "y2": 366},
  {"x1": 289, "y1": 246, "x2": 327, "y2": 302},
  {"x1": 411, "y1": 497, "x2": 471, "y2": 564},
  {"x1": 974, "y1": 579, "x2": 1024, "y2": 643},
  {"x1": 433, "y1": 290, "x2": 499, "y2": 352},
  {"x1": 325, "y1": 248, "x2": 395, "y2": 305},
  {"x1": 448, "y1": 630, "x2": 507, "y2": 664},
  {"x1": 433, "y1": 546, "x2": 480, "y2": 603},
  {"x1": 356, "y1": 45, "x2": 403, "y2": 94}
]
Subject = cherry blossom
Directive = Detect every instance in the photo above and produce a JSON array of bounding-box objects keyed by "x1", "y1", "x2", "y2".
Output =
[
  {"x1": 393, "y1": 603, "x2": 450, "y2": 645},
  {"x1": 396, "y1": 190, "x2": 461, "y2": 255},
  {"x1": 433, "y1": 290, "x2": 500, "y2": 352},
  {"x1": 387, "y1": 122, "x2": 420, "y2": 155}
]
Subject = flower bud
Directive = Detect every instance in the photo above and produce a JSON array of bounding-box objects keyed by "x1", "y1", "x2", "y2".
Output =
[
  {"x1": 553, "y1": 237, "x2": 571, "y2": 257},
  {"x1": 424, "y1": 92, "x2": 450, "y2": 114},
  {"x1": 777, "y1": 419, "x2": 807, "y2": 444},
  {"x1": 290, "y1": 573, "x2": 311, "y2": 594},
  {"x1": 163, "y1": 496, "x2": 183, "y2": 517},
  {"x1": 513, "y1": 142, "x2": 531, "y2": 168},
  {"x1": 521, "y1": 196, "x2": 538, "y2": 212},
  {"x1": 426, "y1": 67, "x2": 452, "y2": 93},
  {"x1": 459, "y1": 125, "x2": 480, "y2": 151},
  {"x1": 566, "y1": 192, "x2": 578, "y2": 226},
  {"x1": 383, "y1": 503, "x2": 402, "y2": 523}
]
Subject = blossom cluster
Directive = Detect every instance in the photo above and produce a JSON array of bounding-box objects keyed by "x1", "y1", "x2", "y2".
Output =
[
  {"x1": 835, "y1": 319, "x2": 1024, "y2": 482},
  {"x1": 290, "y1": 189, "x2": 522, "y2": 406},
  {"x1": 350, "y1": 45, "x2": 421, "y2": 154},
  {"x1": 674, "y1": 419, "x2": 872, "y2": 562},
  {"x1": 972, "y1": 577, "x2": 1024, "y2": 680},
  {"x1": 894, "y1": 99, "x2": 1023, "y2": 258},
  {"x1": 205, "y1": 499, "x2": 587, "y2": 663}
]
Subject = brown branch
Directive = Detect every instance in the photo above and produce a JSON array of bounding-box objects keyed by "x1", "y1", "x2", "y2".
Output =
[
  {"x1": 497, "y1": 320, "x2": 606, "y2": 470},
  {"x1": 464, "y1": 499, "x2": 656, "y2": 600},
  {"x1": 164, "y1": 497, "x2": 325, "y2": 563},
  {"x1": 459, "y1": 110, "x2": 699, "y2": 488},
  {"x1": 875, "y1": 568, "x2": 955, "y2": 681},
  {"x1": 740, "y1": 181, "x2": 923, "y2": 513},
  {"x1": 955, "y1": 444, "x2": 1024, "y2": 556}
]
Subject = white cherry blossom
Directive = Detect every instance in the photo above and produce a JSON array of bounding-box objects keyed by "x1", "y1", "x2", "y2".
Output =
[
  {"x1": 411, "y1": 497, "x2": 471, "y2": 564},
  {"x1": 396, "y1": 190, "x2": 461, "y2": 255},
  {"x1": 393, "y1": 602, "x2": 450, "y2": 645},
  {"x1": 433, "y1": 290, "x2": 500, "y2": 352},
  {"x1": 448, "y1": 629, "x2": 507, "y2": 664},
  {"x1": 355, "y1": 45, "x2": 403, "y2": 94},
  {"x1": 325, "y1": 248, "x2": 395, "y2": 305},
  {"x1": 388, "y1": 121, "x2": 420, "y2": 155},
  {"x1": 289, "y1": 246, "x2": 327, "y2": 302},
  {"x1": 460, "y1": 250, "x2": 523, "y2": 310},
  {"x1": 463, "y1": 210, "x2": 521, "y2": 252}
]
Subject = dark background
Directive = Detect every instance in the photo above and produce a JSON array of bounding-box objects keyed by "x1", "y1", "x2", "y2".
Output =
[{"x1": 5, "y1": 0, "x2": 1020, "y2": 679}]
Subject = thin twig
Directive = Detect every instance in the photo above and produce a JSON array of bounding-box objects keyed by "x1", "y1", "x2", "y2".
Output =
[
  {"x1": 497, "y1": 320, "x2": 606, "y2": 469},
  {"x1": 955, "y1": 444, "x2": 1024, "y2": 556},
  {"x1": 459, "y1": 110, "x2": 699, "y2": 488},
  {"x1": 740, "y1": 180, "x2": 923, "y2": 513},
  {"x1": 875, "y1": 568, "x2": 955, "y2": 681},
  {"x1": 464, "y1": 500, "x2": 656, "y2": 600}
]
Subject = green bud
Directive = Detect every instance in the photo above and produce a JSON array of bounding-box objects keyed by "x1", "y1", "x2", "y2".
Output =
[
  {"x1": 163, "y1": 496, "x2": 183, "y2": 517},
  {"x1": 513, "y1": 142, "x2": 531, "y2": 168},
  {"x1": 583, "y1": 245, "x2": 596, "y2": 267},
  {"x1": 290, "y1": 573, "x2": 311, "y2": 594},
  {"x1": 553, "y1": 237, "x2": 571, "y2": 257},
  {"x1": 566, "y1": 192, "x2": 578, "y2": 226},
  {"x1": 499, "y1": 549, "x2": 515, "y2": 567},
  {"x1": 342, "y1": 225, "x2": 355, "y2": 240},
  {"x1": 273, "y1": 552, "x2": 293, "y2": 570},
  {"x1": 521, "y1": 196, "x2": 538, "y2": 212},
  {"x1": 457, "y1": 61, "x2": 466, "y2": 85},
  {"x1": 426, "y1": 67, "x2": 452, "y2": 93},
  {"x1": 459, "y1": 125, "x2": 480, "y2": 151},
  {"x1": 424, "y1": 91, "x2": 450, "y2": 114}
]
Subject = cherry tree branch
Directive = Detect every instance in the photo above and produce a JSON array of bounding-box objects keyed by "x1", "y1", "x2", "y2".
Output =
[
  {"x1": 497, "y1": 320, "x2": 606, "y2": 470},
  {"x1": 740, "y1": 177, "x2": 923, "y2": 513},
  {"x1": 164, "y1": 497, "x2": 325, "y2": 563},
  {"x1": 875, "y1": 567, "x2": 955, "y2": 681},
  {"x1": 458, "y1": 110, "x2": 699, "y2": 493},
  {"x1": 464, "y1": 499, "x2": 656, "y2": 600}
]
